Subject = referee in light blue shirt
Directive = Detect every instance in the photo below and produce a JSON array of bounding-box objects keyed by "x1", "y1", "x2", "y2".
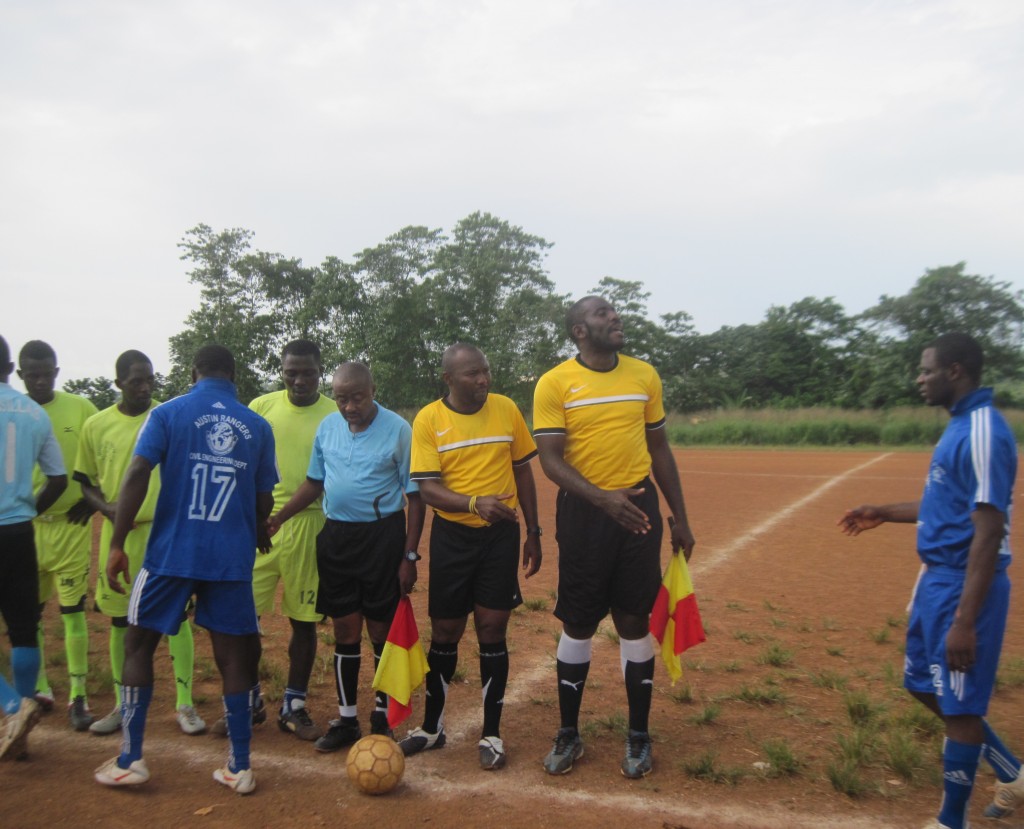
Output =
[
  {"x1": 268, "y1": 361, "x2": 424, "y2": 752},
  {"x1": 0, "y1": 334, "x2": 67, "y2": 760}
]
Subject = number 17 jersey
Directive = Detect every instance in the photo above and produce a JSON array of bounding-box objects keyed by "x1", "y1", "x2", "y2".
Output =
[{"x1": 133, "y1": 377, "x2": 279, "y2": 581}]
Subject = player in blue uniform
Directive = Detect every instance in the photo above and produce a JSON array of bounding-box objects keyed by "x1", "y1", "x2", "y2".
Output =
[
  {"x1": 94, "y1": 345, "x2": 278, "y2": 795},
  {"x1": 0, "y1": 334, "x2": 67, "y2": 760},
  {"x1": 839, "y1": 333, "x2": 1021, "y2": 829}
]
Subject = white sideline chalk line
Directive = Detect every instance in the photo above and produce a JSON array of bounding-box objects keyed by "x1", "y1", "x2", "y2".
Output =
[{"x1": 692, "y1": 452, "x2": 892, "y2": 578}]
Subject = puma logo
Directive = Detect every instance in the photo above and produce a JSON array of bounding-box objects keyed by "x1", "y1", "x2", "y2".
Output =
[{"x1": 560, "y1": 679, "x2": 585, "y2": 691}]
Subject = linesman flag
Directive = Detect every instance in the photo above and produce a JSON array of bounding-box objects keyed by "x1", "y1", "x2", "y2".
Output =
[
  {"x1": 649, "y1": 519, "x2": 706, "y2": 685},
  {"x1": 372, "y1": 596, "x2": 429, "y2": 728}
]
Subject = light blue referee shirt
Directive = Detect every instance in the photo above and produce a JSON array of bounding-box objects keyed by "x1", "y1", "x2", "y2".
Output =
[
  {"x1": 307, "y1": 404, "x2": 418, "y2": 523},
  {"x1": 0, "y1": 382, "x2": 65, "y2": 525}
]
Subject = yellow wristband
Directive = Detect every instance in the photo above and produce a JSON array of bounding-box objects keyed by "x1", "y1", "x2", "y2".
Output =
[{"x1": 468, "y1": 495, "x2": 478, "y2": 515}]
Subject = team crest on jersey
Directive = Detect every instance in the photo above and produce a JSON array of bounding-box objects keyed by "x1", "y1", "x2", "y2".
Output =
[
  {"x1": 926, "y1": 464, "x2": 947, "y2": 489},
  {"x1": 206, "y1": 421, "x2": 239, "y2": 455}
]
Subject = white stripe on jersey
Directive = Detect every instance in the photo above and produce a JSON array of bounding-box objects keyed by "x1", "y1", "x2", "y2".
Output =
[
  {"x1": 438, "y1": 435, "x2": 513, "y2": 453},
  {"x1": 564, "y1": 393, "x2": 650, "y2": 410},
  {"x1": 971, "y1": 406, "x2": 992, "y2": 505}
]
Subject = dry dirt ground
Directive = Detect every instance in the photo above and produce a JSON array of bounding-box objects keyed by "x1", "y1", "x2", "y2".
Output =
[{"x1": 5, "y1": 448, "x2": 1024, "y2": 829}]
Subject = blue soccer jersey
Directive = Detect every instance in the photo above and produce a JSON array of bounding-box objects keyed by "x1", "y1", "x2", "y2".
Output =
[
  {"x1": 917, "y1": 387, "x2": 1016, "y2": 570},
  {"x1": 133, "y1": 377, "x2": 278, "y2": 580},
  {"x1": 307, "y1": 404, "x2": 418, "y2": 523},
  {"x1": 0, "y1": 382, "x2": 65, "y2": 524}
]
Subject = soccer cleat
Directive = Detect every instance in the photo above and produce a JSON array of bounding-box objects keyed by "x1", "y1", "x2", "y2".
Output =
[
  {"x1": 984, "y1": 769, "x2": 1024, "y2": 818},
  {"x1": 399, "y1": 726, "x2": 447, "y2": 757},
  {"x1": 277, "y1": 705, "x2": 322, "y2": 741},
  {"x1": 621, "y1": 729, "x2": 653, "y2": 779},
  {"x1": 68, "y1": 696, "x2": 94, "y2": 732},
  {"x1": 314, "y1": 718, "x2": 362, "y2": 753},
  {"x1": 176, "y1": 705, "x2": 207, "y2": 735},
  {"x1": 89, "y1": 706, "x2": 123, "y2": 735},
  {"x1": 211, "y1": 698, "x2": 266, "y2": 736},
  {"x1": 95, "y1": 756, "x2": 151, "y2": 786},
  {"x1": 34, "y1": 689, "x2": 55, "y2": 712},
  {"x1": 213, "y1": 765, "x2": 256, "y2": 795},
  {"x1": 478, "y1": 736, "x2": 507, "y2": 770},
  {"x1": 0, "y1": 699, "x2": 41, "y2": 762},
  {"x1": 544, "y1": 727, "x2": 584, "y2": 775},
  {"x1": 369, "y1": 711, "x2": 393, "y2": 738}
]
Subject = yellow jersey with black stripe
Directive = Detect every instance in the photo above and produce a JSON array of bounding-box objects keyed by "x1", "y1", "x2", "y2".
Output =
[
  {"x1": 411, "y1": 394, "x2": 537, "y2": 527},
  {"x1": 33, "y1": 391, "x2": 99, "y2": 516},
  {"x1": 533, "y1": 354, "x2": 666, "y2": 490}
]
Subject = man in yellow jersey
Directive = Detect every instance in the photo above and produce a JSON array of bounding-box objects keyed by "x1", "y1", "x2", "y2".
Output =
[
  {"x1": 244, "y1": 340, "x2": 335, "y2": 741},
  {"x1": 17, "y1": 340, "x2": 97, "y2": 731},
  {"x1": 533, "y1": 296, "x2": 696, "y2": 779},
  {"x1": 75, "y1": 350, "x2": 205, "y2": 737},
  {"x1": 400, "y1": 343, "x2": 542, "y2": 770}
]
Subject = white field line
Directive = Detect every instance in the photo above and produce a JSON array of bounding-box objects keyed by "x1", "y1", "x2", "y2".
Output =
[{"x1": 691, "y1": 452, "x2": 892, "y2": 577}]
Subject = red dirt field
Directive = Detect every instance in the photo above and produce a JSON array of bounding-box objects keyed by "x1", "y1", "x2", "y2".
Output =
[{"x1": 5, "y1": 448, "x2": 1024, "y2": 829}]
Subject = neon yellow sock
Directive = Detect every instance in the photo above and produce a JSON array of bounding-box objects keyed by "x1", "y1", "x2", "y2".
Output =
[
  {"x1": 35, "y1": 622, "x2": 51, "y2": 696},
  {"x1": 62, "y1": 611, "x2": 89, "y2": 699},
  {"x1": 109, "y1": 624, "x2": 127, "y2": 706},
  {"x1": 168, "y1": 619, "x2": 195, "y2": 707}
]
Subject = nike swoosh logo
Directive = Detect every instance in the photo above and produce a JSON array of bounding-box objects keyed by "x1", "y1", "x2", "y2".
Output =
[
  {"x1": 436, "y1": 428, "x2": 453, "y2": 437},
  {"x1": 570, "y1": 385, "x2": 587, "y2": 393}
]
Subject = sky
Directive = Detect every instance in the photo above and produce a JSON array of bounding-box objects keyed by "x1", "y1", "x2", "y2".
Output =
[{"x1": 2, "y1": 0, "x2": 1022, "y2": 383}]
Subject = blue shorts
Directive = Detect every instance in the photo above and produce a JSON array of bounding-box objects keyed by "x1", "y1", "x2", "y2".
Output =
[
  {"x1": 128, "y1": 568, "x2": 259, "y2": 636},
  {"x1": 904, "y1": 565, "x2": 1010, "y2": 716}
]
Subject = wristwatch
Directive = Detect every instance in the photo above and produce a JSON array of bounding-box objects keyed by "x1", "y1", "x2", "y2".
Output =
[
  {"x1": 526, "y1": 526, "x2": 543, "y2": 537},
  {"x1": 405, "y1": 550, "x2": 422, "y2": 562}
]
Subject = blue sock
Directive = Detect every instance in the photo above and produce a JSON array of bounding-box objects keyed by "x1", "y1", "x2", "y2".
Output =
[
  {"x1": 0, "y1": 674, "x2": 20, "y2": 714},
  {"x1": 11, "y1": 647, "x2": 40, "y2": 699},
  {"x1": 224, "y1": 691, "x2": 252, "y2": 772},
  {"x1": 250, "y1": 682, "x2": 263, "y2": 712},
  {"x1": 983, "y1": 720, "x2": 1022, "y2": 783},
  {"x1": 282, "y1": 687, "x2": 306, "y2": 715},
  {"x1": 938, "y1": 738, "x2": 981, "y2": 829},
  {"x1": 118, "y1": 685, "x2": 153, "y2": 767}
]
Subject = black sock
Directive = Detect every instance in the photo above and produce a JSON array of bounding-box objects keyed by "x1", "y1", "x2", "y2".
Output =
[
  {"x1": 423, "y1": 640, "x2": 458, "y2": 734},
  {"x1": 372, "y1": 640, "x2": 387, "y2": 715},
  {"x1": 479, "y1": 641, "x2": 508, "y2": 738},
  {"x1": 556, "y1": 659, "x2": 590, "y2": 731},
  {"x1": 624, "y1": 657, "x2": 655, "y2": 733},
  {"x1": 334, "y1": 642, "x2": 361, "y2": 718}
]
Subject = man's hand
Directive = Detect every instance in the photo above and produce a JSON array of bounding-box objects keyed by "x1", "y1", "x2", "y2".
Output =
[
  {"x1": 946, "y1": 617, "x2": 977, "y2": 673},
  {"x1": 398, "y1": 559, "x2": 418, "y2": 596},
  {"x1": 475, "y1": 494, "x2": 517, "y2": 524},
  {"x1": 256, "y1": 522, "x2": 273, "y2": 554},
  {"x1": 106, "y1": 546, "x2": 131, "y2": 595},
  {"x1": 65, "y1": 498, "x2": 95, "y2": 526},
  {"x1": 522, "y1": 533, "x2": 542, "y2": 578},
  {"x1": 266, "y1": 515, "x2": 283, "y2": 538},
  {"x1": 837, "y1": 505, "x2": 885, "y2": 536},
  {"x1": 595, "y1": 488, "x2": 650, "y2": 533},
  {"x1": 668, "y1": 516, "x2": 695, "y2": 561}
]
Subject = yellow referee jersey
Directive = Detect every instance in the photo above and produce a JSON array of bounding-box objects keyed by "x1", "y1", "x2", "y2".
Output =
[
  {"x1": 533, "y1": 354, "x2": 666, "y2": 491},
  {"x1": 411, "y1": 394, "x2": 537, "y2": 527}
]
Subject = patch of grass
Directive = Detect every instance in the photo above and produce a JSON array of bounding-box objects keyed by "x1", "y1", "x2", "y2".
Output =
[
  {"x1": 892, "y1": 703, "x2": 944, "y2": 738},
  {"x1": 836, "y1": 726, "x2": 877, "y2": 765},
  {"x1": 667, "y1": 684, "x2": 693, "y2": 704},
  {"x1": 547, "y1": 589, "x2": 558, "y2": 602},
  {"x1": 757, "y1": 644, "x2": 794, "y2": 668},
  {"x1": 763, "y1": 600, "x2": 783, "y2": 613},
  {"x1": 730, "y1": 682, "x2": 788, "y2": 706},
  {"x1": 870, "y1": 626, "x2": 891, "y2": 645},
  {"x1": 194, "y1": 656, "x2": 217, "y2": 683},
  {"x1": 761, "y1": 738, "x2": 802, "y2": 777},
  {"x1": 681, "y1": 751, "x2": 743, "y2": 784},
  {"x1": 997, "y1": 657, "x2": 1024, "y2": 690},
  {"x1": 258, "y1": 659, "x2": 286, "y2": 703},
  {"x1": 316, "y1": 630, "x2": 335, "y2": 647},
  {"x1": 688, "y1": 703, "x2": 721, "y2": 726},
  {"x1": 886, "y1": 614, "x2": 906, "y2": 628},
  {"x1": 769, "y1": 618, "x2": 788, "y2": 629},
  {"x1": 725, "y1": 601, "x2": 747, "y2": 612},
  {"x1": 826, "y1": 646, "x2": 845, "y2": 657},
  {"x1": 721, "y1": 660, "x2": 742, "y2": 673},
  {"x1": 581, "y1": 711, "x2": 629, "y2": 739},
  {"x1": 884, "y1": 730, "x2": 925, "y2": 781},
  {"x1": 827, "y1": 757, "x2": 870, "y2": 797},
  {"x1": 523, "y1": 597, "x2": 549, "y2": 612},
  {"x1": 733, "y1": 630, "x2": 755, "y2": 644},
  {"x1": 809, "y1": 670, "x2": 848, "y2": 691},
  {"x1": 795, "y1": 621, "x2": 813, "y2": 633},
  {"x1": 452, "y1": 660, "x2": 468, "y2": 683},
  {"x1": 597, "y1": 625, "x2": 620, "y2": 646},
  {"x1": 844, "y1": 690, "x2": 884, "y2": 726},
  {"x1": 879, "y1": 661, "x2": 899, "y2": 685},
  {"x1": 821, "y1": 617, "x2": 841, "y2": 631}
]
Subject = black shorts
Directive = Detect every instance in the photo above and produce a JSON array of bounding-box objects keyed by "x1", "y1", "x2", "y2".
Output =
[
  {"x1": 428, "y1": 515, "x2": 522, "y2": 619},
  {"x1": 553, "y1": 478, "x2": 663, "y2": 628},
  {"x1": 0, "y1": 522, "x2": 42, "y2": 646},
  {"x1": 315, "y1": 511, "x2": 406, "y2": 622}
]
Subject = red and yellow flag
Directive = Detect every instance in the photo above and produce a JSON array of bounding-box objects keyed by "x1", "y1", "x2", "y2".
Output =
[
  {"x1": 372, "y1": 596, "x2": 429, "y2": 728},
  {"x1": 649, "y1": 551, "x2": 705, "y2": 685}
]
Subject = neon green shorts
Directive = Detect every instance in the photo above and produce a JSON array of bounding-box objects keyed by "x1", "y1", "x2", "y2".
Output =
[
  {"x1": 253, "y1": 510, "x2": 324, "y2": 622},
  {"x1": 95, "y1": 520, "x2": 153, "y2": 618},
  {"x1": 34, "y1": 516, "x2": 91, "y2": 607}
]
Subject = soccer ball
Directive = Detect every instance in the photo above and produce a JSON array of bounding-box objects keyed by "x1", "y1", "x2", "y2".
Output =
[{"x1": 346, "y1": 734, "x2": 405, "y2": 795}]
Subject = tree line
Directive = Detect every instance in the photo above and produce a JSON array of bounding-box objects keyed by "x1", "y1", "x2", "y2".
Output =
[{"x1": 66, "y1": 213, "x2": 1024, "y2": 412}]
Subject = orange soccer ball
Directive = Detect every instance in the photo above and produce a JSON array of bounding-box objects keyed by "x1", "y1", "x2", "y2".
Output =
[{"x1": 346, "y1": 734, "x2": 405, "y2": 795}]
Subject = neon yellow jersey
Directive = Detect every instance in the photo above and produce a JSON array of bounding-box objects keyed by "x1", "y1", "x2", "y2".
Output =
[
  {"x1": 74, "y1": 400, "x2": 161, "y2": 522},
  {"x1": 411, "y1": 394, "x2": 537, "y2": 528},
  {"x1": 249, "y1": 390, "x2": 335, "y2": 513},
  {"x1": 533, "y1": 354, "x2": 666, "y2": 490},
  {"x1": 33, "y1": 391, "x2": 98, "y2": 516}
]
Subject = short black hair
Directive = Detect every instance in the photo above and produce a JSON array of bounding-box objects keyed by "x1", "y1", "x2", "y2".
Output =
[
  {"x1": 0, "y1": 335, "x2": 9, "y2": 367},
  {"x1": 19, "y1": 339, "x2": 56, "y2": 365},
  {"x1": 441, "y1": 342, "x2": 484, "y2": 374},
  {"x1": 115, "y1": 350, "x2": 152, "y2": 381},
  {"x1": 282, "y1": 339, "x2": 321, "y2": 364},
  {"x1": 929, "y1": 333, "x2": 984, "y2": 383},
  {"x1": 192, "y1": 344, "x2": 235, "y2": 377},
  {"x1": 565, "y1": 296, "x2": 603, "y2": 343}
]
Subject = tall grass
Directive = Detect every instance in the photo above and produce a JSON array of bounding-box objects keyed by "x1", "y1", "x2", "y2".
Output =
[{"x1": 665, "y1": 407, "x2": 1024, "y2": 447}]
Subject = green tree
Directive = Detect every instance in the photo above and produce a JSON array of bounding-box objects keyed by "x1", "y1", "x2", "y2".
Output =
[{"x1": 63, "y1": 377, "x2": 118, "y2": 410}]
